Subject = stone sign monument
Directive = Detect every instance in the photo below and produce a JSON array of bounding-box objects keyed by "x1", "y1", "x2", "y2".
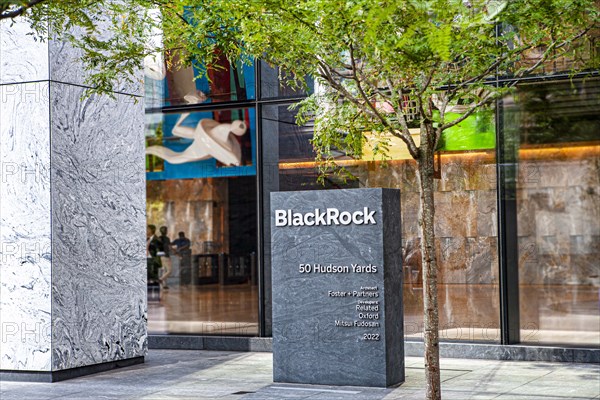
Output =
[{"x1": 271, "y1": 188, "x2": 404, "y2": 387}]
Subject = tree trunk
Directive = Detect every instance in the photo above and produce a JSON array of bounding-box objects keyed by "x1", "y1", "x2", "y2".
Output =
[{"x1": 417, "y1": 127, "x2": 441, "y2": 400}]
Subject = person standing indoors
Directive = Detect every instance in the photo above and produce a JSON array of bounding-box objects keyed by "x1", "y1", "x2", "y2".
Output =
[
  {"x1": 146, "y1": 224, "x2": 162, "y2": 283},
  {"x1": 173, "y1": 231, "x2": 192, "y2": 271},
  {"x1": 158, "y1": 226, "x2": 172, "y2": 289}
]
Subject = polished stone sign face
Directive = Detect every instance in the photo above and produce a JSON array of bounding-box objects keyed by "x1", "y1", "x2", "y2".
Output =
[{"x1": 271, "y1": 188, "x2": 404, "y2": 387}]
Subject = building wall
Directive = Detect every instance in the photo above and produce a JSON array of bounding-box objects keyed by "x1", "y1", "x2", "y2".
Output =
[
  {"x1": 356, "y1": 151, "x2": 501, "y2": 335},
  {"x1": 0, "y1": 17, "x2": 147, "y2": 372},
  {"x1": 0, "y1": 82, "x2": 53, "y2": 371},
  {"x1": 517, "y1": 146, "x2": 600, "y2": 341},
  {"x1": 517, "y1": 148, "x2": 599, "y2": 286},
  {"x1": 358, "y1": 150, "x2": 599, "y2": 278},
  {"x1": 355, "y1": 144, "x2": 599, "y2": 341},
  {"x1": 49, "y1": 83, "x2": 146, "y2": 370}
]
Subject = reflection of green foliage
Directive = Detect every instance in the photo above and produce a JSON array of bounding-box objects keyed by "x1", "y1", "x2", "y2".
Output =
[
  {"x1": 436, "y1": 110, "x2": 496, "y2": 151},
  {"x1": 145, "y1": 122, "x2": 165, "y2": 172},
  {"x1": 516, "y1": 81, "x2": 600, "y2": 145},
  {"x1": 146, "y1": 154, "x2": 164, "y2": 172},
  {"x1": 145, "y1": 122, "x2": 164, "y2": 145}
]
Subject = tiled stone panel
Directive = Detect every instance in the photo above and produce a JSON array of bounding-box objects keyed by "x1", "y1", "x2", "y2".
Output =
[
  {"x1": 517, "y1": 156, "x2": 600, "y2": 286},
  {"x1": 50, "y1": 82, "x2": 147, "y2": 370},
  {"x1": 357, "y1": 153, "x2": 500, "y2": 287},
  {"x1": 0, "y1": 15, "x2": 141, "y2": 94},
  {"x1": 0, "y1": 19, "x2": 49, "y2": 84},
  {"x1": 48, "y1": 25, "x2": 143, "y2": 96},
  {"x1": 1, "y1": 14, "x2": 146, "y2": 373},
  {"x1": 0, "y1": 82, "x2": 52, "y2": 371}
]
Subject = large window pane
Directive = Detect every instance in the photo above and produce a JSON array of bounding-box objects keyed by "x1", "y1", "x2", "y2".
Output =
[
  {"x1": 260, "y1": 63, "x2": 313, "y2": 100},
  {"x1": 263, "y1": 103, "x2": 501, "y2": 342},
  {"x1": 505, "y1": 27, "x2": 598, "y2": 76},
  {"x1": 505, "y1": 78, "x2": 600, "y2": 346},
  {"x1": 145, "y1": 108, "x2": 258, "y2": 335}
]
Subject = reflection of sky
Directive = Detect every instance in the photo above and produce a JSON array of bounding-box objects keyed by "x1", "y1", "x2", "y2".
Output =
[
  {"x1": 145, "y1": 77, "x2": 164, "y2": 110},
  {"x1": 145, "y1": 112, "x2": 163, "y2": 138}
]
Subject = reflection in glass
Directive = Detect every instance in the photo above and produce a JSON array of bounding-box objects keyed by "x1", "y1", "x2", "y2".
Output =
[
  {"x1": 506, "y1": 78, "x2": 600, "y2": 346},
  {"x1": 146, "y1": 175, "x2": 258, "y2": 335},
  {"x1": 265, "y1": 104, "x2": 501, "y2": 342},
  {"x1": 260, "y1": 63, "x2": 314, "y2": 100},
  {"x1": 168, "y1": 60, "x2": 255, "y2": 106},
  {"x1": 145, "y1": 107, "x2": 258, "y2": 335},
  {"x1": 145, "y1": 52, "x2": 255, "y2": 108}
]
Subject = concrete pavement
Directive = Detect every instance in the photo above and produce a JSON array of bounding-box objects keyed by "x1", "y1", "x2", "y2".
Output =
[{"x1": 1, "y1": 350, "x2": 599, "y2": 399}]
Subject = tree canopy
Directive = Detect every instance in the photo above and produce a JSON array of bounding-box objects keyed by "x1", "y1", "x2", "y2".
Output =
[
  {"x1": 3, "y1": 1, "x2": 597, "y2": 114},
  {"x1": 2, "y1": 2, "x2": 598, "y2": 399},
  {"x1": 1, "y1": 0, "x2": 157, "y2": 94},
  {"x1": 167, "y1": 0, "x2": 597, "y2": 168}
]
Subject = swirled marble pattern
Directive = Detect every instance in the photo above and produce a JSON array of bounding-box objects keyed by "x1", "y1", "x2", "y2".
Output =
[
  {"x1": 1, "y1": 17, "x2": 146, "y2": 373},
  {"x1": 0, "y1": 83, "x2": 52, "y2": 371},
  {"x1": 48, "y1": 23, "x2": 143, "y2": 96},
  {"x1": 0, "y1": 19, "x2": 49, "y2": 84},
  {"x1": 50, "y1": 82, "x2": 146, "y2": 371},
  {"x1": 0, "y1": 16, "x2": 141, "y2": 95}
]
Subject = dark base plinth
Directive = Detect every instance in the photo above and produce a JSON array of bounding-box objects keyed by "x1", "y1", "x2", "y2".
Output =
[
  {"x1": 148, "y1": 335, "x2": 599, "y2": 364},
  {"x1": 0, "y1": 356, "x2": 144, "y2": 382}
]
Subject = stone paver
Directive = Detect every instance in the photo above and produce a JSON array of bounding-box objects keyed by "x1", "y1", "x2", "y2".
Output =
[{"x1": 0, "y1": 350, "x2": 598, "y2": 399}]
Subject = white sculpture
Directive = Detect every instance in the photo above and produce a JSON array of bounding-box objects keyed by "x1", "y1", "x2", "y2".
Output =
[
  {"x1": 146, "y1": 94, "x2": 248, "y2": 166},
  {"x1": 144, "y1": 52, "x2": 166, "y2": 81}
]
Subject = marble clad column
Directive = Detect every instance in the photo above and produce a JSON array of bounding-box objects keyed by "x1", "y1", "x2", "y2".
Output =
[{"x1": 0, "y1": 16, "x2": 147, "y2": 377}]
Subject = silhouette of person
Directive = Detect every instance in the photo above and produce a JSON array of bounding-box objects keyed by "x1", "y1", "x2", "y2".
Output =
[
  {"x1": 158, "y1": 226, "x2": 172, "y2": 289},
  {"x1": 146, "y1": 224, "x2": 162, "y2": 283},
  {"x1": 173, "y1": 231, "x2": 192, "y2": 273}
]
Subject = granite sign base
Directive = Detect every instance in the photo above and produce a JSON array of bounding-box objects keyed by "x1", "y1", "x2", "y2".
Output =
[{"x1": 271, "y1": 188, "x2": 404, "y2": 387}]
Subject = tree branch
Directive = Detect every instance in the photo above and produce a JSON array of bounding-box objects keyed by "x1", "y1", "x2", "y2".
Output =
[
  {"x1": 386, "y1": 78, "x2": 420, "y2": 158},
  {"x1": 440, "y1": 92, "x2": 498, "y2": 131},
  {"x1": 434, "y1": 92, "x2": 450, "y2": 150},
  {"x1": 418, "y1": 68, "x2": 436, "y2": 97},
  {"x1": 512, "y1": 27, "x2": 592, "y2": 79},
  {"x1": 446, "y1": 55, "x2": 507, "y2": 99},
  {"x1": 386, "y1": 79, "x2": 410, "y2": 135},
  {"x1": 316, "y1": 61, "x2": 373, "y2": 114},
  {"x1": 348, "y1": 43, "x2": 419, "y2": 159},
  {"x1": 0, "y1": 0, "x2": 47, "y2": 20}
]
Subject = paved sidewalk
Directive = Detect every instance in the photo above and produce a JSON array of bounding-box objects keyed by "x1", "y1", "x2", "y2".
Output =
[{"x1": 1, "y1": 350, "x2": 599, "y2": 399}]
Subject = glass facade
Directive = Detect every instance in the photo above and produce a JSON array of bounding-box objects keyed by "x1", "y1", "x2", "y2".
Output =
[
  {"x1": 145, "y1": 66, "x2": 259, "y2": 335},
  {"x1": 263, "y1": 103, "x2": 501, "y2": 342},
  {"x1": 145, "y1": 59, "x2": 599, "y2": 348},
  {"x1": 504, "y1": 79, "x2": 600, "y2": 346},
  {"x1": 146, "y1": 57, "x2": 255, "y2": 109}
]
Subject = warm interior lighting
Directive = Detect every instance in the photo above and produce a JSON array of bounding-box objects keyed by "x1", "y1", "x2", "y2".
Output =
[
  {"x1": 361, "y1": 129, "x2": 421, "y2": 161},
  {"x1": 279, "y1": 143, "x2": 599, "y2": 170},
  {"x1": 518, "y1": 143, "x2": 600, "y2": 161}
]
